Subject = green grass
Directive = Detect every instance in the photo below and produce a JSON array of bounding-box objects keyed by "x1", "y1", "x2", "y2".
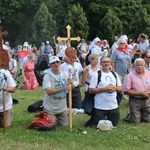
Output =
[{"x1": 0, "y1": 79, "x2": 150, "y2": 150}]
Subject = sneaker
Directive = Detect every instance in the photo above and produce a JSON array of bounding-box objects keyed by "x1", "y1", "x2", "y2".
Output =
[{"x1": 124, "y1": 114, "x2": 130, "y2": 122}]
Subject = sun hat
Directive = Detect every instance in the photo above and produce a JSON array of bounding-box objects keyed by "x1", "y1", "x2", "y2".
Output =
[
  {"x1": 97, "y1": 120, "x2": 114, "y2": 131},
  {"x1": 49, "y1": 56, "x2": 61, "y2": 64}
]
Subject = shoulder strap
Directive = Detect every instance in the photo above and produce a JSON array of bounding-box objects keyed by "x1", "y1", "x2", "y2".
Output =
[
  {"x1": 97, "y1": 70, "x2": 101, "y2": 86},
  {"x1": 97, "y1": 70, "x2": 118, "y2": 86},
  {"x1": 110, "y1": 70, "x2": 117, "y2": 85}
]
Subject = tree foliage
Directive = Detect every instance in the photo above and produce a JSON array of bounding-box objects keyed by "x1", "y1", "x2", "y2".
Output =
[
  {"x1": 100, "y1": 10, "x2": 123, "y2": 45},
  {"x1": 131, "y1": 8, "x2": 150, "y2": 40},
  {"x1": 31, "y1": 3, "x2": 58, "y2": 46},
  {"x1": 64, "y1": 3, "x2": 89, "y2": 39},
  {"x1": 0, "y1": 0, "x2": 149, "y2": 47}
]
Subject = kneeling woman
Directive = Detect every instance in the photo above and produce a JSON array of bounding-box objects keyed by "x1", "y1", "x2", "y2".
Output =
[{"x1": 21, "y1": 53, "x2": 39, "y2": 90}]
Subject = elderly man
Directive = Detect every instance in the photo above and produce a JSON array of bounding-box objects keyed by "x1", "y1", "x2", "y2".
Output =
[
  {"x1": 89, "y1": 56, "x2": 122, "y2": 127},
  {"x1": 123, "y1": 58, "x2": 150, "y2": 123}
]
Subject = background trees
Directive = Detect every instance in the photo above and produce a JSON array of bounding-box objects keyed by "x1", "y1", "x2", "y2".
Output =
[
  {"x1": 99, "y1": 10, "x2": 123, "y2": 45},
  {"x1": 64, "y1": 3, "x2": 89, "y2": 47},
  {"x1": 0, "y1": 0, "x2": 149, "y2": 47},
  {"x1": 31, "y1": 3, "x2": 58, "y2": 46}
]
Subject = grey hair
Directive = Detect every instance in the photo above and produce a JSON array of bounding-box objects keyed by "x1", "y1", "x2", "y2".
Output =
[
  {"x1": 88, "y1": 53, "x2": 99, "y2": 62},
  {"x1": 100, "y1": 56, "x2": 111, "y2": 63},
  {"x1": 134, "y1": 58, "x2": 145, "y2": 65}
]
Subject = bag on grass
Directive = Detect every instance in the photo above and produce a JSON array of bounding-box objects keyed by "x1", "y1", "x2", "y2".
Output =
[
  {"x1": 27, "y1": 100, "x2": 43, "y2": 112},
  {"x1": 26, "y1": 111, "x2": 56, "y2": 131}
]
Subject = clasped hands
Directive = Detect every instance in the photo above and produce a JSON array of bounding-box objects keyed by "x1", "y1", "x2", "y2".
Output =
[
  {"x1": 141, "y1": 91, "x2": 150, "y2": 99},
  {"x1": 105, "y1": 84, "x2": 116, "y2": 93}
]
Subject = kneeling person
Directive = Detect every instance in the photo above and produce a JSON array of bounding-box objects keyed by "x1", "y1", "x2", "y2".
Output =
[
  {"x1": 89, "y1": 56, "x2": 122, "y2": 127},
  {"x1": 42, "y1": 56, "x2": 71, "y2": 126},
  {"x1": 0, "y1": 69, "x2": 16, "y2": 128}
]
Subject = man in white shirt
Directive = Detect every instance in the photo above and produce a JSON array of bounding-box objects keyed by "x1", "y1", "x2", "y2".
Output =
[
  {"x1": 138, "y1": 34, "x2": 149, "y2": 52},
  {"x1": 89, "y1": 56, "x2": 122, "y2": 127}
]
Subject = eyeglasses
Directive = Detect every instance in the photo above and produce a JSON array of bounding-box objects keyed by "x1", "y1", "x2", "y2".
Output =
[
  {"x1": 101, "y1": 61, "x2": 111, "y2": 63},
  {"x1": 51, "y1": 61, "x2": 60, "y2": 64}
]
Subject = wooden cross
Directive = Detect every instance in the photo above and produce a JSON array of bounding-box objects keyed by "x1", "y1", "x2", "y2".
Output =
[
  {"x1": 0, "y1": 26, "x2": 9, "y2": 70},
  {"x1": 0, "y1": 26, "x2": 8, "y2": 49},
  {"x1": 57, "y1": 25, "x2": 81, "y2": 47},
  {"x1": 0, "y1": 26, "x2": 9, "y2": 133}
]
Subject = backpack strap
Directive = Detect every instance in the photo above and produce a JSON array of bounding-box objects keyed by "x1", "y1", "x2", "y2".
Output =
[
  {"x1": 97, "y1": 70, "x2": 101, "y2": 87},
  {"x1": 110, "y1": 70, "x2": 117, "y2": 85},
  {"x1": 97, "y1": 70, "x2": 117, "y2": 86}
]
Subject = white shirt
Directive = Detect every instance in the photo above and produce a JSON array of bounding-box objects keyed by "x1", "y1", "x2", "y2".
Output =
[
  {"x1": 60, "y1": 62, "x2": 83, "y2": 87},
  {"x1": 0, "y1": 69, "x2": 16, "y2": 112},
  {"x1": 9, "y1": 58, "x2": 17, "y2": 71},
  {"x1": 139, "y1": 40, "x2": 149, "y2": 52},
  {"x1": 90, "y1": 71, "x2": 122, "y2": 110},
  {"x1": 43, "y1": 69, "x2": 68, "y2": 114},
  {"x1": 56, "y1": 44, "x2": 67, "y2": 58}
]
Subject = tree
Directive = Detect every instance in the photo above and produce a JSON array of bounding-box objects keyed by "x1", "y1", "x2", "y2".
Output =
[
  {"x1": 31, "y1": 3, "x2": 58, "y2": 46},
  {"x1": 64, "y1": 3, "x2": 89, "y2": 46},
  {"x1": 131, "y1": 7, "x2": 150, "y2": 40},
  {"x1": 113, "y1": 0, "x2": 142, "y2": 36},
  {"x1": 99, "y1": 10, "x2": 123, "y2": 45}
]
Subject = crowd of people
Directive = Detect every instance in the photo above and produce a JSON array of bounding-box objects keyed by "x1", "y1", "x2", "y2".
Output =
[{"x1": 0, "y1": 33, "x2": 150, "y2": 130}]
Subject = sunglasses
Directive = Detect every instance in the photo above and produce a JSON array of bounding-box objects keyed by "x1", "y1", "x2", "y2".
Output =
[
  {"x1": 51, "y1": 61, "x2": 60, "y2": 64},
  {"x1": 120, "y1": 43, "x2": 126, "y2": 45}
]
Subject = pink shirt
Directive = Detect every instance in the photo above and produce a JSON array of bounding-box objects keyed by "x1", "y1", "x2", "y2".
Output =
[{"x1": 123, "y1": 70, "x2": 150, "y2": 92}]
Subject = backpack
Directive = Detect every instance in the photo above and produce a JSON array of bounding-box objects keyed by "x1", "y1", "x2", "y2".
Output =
[
  {"x1": 81, "y1": 70, "x2": 101, "y2": 115},
  {"x1": 35, "y1": 54, "x2": 49, "y2": 71},
  {"x1": 25, "y1": 111, "x2": 56, "y2": 131},
  {"x1": 85, "y1": 50, "x2": 91, "y2": 66}
]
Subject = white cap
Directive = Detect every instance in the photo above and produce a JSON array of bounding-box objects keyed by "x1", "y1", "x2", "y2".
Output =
[
  {"x1": 120, "y1": 35, "x2": 128, "y2": 40},
  {"x1": 46, "y1": 41, "x2": 50, "y2": 44},
  {"x1": 49, "y1": 56, "x2": 61, "y2": 64},
  {"x1": 93, "y1": 37, "x2": 101, "y2": 44},
  {"x1": 23, "y1": 42, "x2": 28, "y2": 47},
  {"x1": 117, "y1": 35, "x2": 128, "y2": 44}
]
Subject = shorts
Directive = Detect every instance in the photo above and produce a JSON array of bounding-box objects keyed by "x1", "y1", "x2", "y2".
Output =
[{"x1": 0, "y1": 108, "x2": 13, "y2": 128}]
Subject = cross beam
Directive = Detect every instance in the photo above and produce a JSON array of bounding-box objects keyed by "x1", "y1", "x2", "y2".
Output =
[{"x1": 57, "y1": 25, "x2": 81, "y2": 47}]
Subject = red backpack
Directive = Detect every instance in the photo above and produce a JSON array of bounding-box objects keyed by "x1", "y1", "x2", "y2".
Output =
[{"x1": 26, "y1": 111, "x2": 56, "y2": 131}]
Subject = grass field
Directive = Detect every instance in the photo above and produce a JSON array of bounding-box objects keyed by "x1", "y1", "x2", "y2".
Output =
[{"x1": 0, "y1": 78, "x2": 150, "y2": 150}]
